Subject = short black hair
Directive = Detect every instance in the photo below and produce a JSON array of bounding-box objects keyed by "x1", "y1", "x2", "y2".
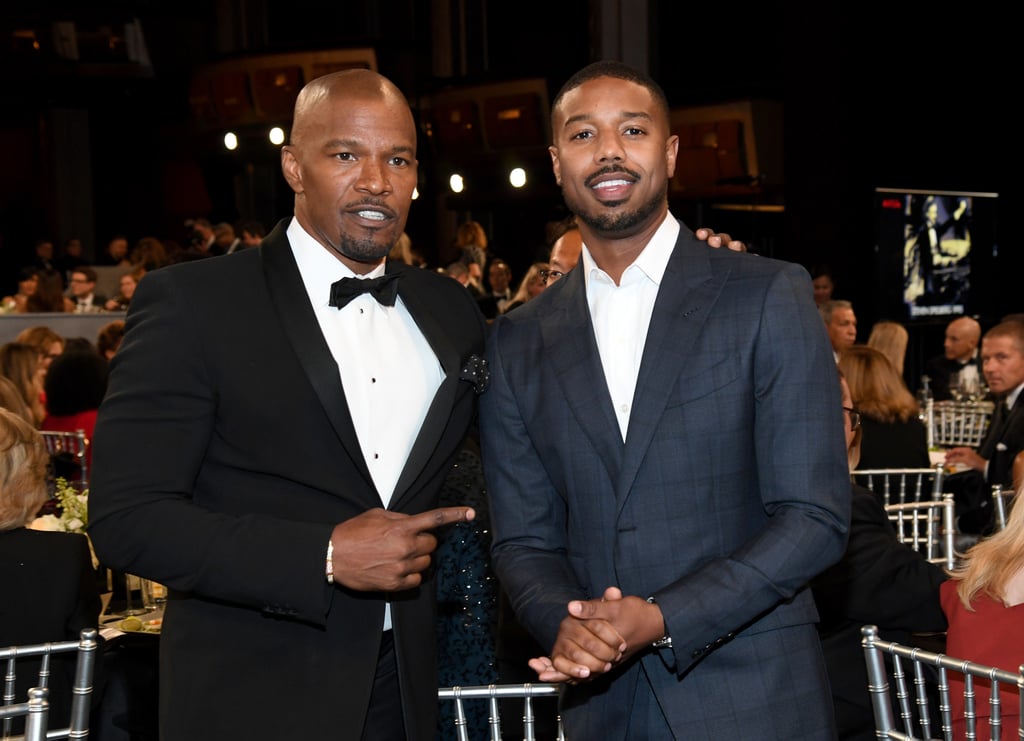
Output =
[{"x1": 551, "y1": 60, "x2": 671, "y2": 138}]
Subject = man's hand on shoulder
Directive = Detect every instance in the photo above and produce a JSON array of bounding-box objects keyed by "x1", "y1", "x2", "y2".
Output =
[{"x1": 695, "y1": 228, "x2": 747, "y2": 252}]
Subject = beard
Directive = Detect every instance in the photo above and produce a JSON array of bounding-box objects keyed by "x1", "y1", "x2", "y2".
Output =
[
  {"x1": 332, "y1": 231, "x2": 394, "y2": 264},
  {"x1": 564, "y1": 177, "x2": 668, "y2": 236}
]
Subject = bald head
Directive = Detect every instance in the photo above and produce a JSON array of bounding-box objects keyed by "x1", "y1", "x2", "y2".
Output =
[
  {"x1": 281, "y1": 69, "x2": 419, "y2": 272},
  {"x1": 290, "y1": 69, "x2": 415, "y2": 147},
  {"x1": 944, "y1": 316, "x2": 981, "y2": 362}
]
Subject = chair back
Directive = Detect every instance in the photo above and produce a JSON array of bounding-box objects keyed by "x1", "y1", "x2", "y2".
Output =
[
  {"x1": 0, "y1": 628, "x2": 98, "y2": 740},
  {"x1": 0, "y1": 687, "x2": 48, "y2": 741},
  {"x1": 930, "y1": 399, "x2": 993, "y2": 448},
  {"x1": 39, "y1": 430, "x2": 89, "y2": 491},
  {"x1": 852, "y1": 464, "x2": 945, "y2": 506},
  {"x1": 437, "y1": 683, "x2": 563, "y2": 741},
  {"x1": 861, "y1": 624, "x2": 1024, "y2": 740},
  {"x1": 992, "y1": 484, "x2": 1015, "y2": 532},
  {"x1": 884, "y1": 492, "x2": 958, "y2": 569}
]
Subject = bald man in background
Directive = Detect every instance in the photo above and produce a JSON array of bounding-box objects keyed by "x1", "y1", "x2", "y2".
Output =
[{"x1": 924, "y1": 315, "x2": 983, "y2": 400}]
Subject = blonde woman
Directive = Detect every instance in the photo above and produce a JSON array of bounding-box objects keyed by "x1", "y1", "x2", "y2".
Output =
[
  {"x1": 867, "y1": 320, "x2": 909, "y2": 378},
  {"x1": 838, "y1": 345, "x2": 930, "y2": 469},
  {"x1": 941, "y1": 490, "x2": 1024, "y2": 736}
]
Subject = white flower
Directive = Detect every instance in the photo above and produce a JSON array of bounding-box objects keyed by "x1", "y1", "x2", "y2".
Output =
[{"x1": 28, "y1": 478, "x2": 99, "y2": 568}]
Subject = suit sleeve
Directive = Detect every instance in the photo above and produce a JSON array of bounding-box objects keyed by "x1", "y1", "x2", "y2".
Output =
[
  {"x1": 652, "y1": 263, "x2": 852, "y2": 669},
  {"x1": 87, "y1": 266, "x2": 332, "y2": 622},
  {"x1": 480, "y1": 317, "x2": 587, "y2": 651}
]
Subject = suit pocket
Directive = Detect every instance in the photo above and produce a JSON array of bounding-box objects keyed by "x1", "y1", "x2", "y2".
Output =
[{"x1": 665, "y1": 356, "x2": 741, "y2": 408}]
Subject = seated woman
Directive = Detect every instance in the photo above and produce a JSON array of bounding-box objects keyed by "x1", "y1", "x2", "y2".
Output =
[
  {"x1": 41, "y1": 341, "x2": 109, "y2": 472},
  {"x1": 941, "y1": 489, "x2": 1024, "y2": 736},
  {"x1": 0, "y1": 407, "x2": 101, "y2": 732},
  {"x1": 839, "y1": 345, "x2": 931, "y2": 470},
  {"x1": 1, "y1": 267, "x2": 39, "y2": 313}
]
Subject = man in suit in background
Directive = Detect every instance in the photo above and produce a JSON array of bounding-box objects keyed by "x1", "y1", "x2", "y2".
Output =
[
  {"x1": 821, "y1": 299, "x2": 858, "y2": 363},
  {"x1": 812, "y1": 372, "x2": 947, "y2": 740},
  {"x1": 923, "y1": 315, "x2": 983, "y2": 401},
  {"x1": 88, "y1": 69, "x2": 485, "y2": 741},
  {"x1": 479, "y1": 61, "x2": 851, "y2": 739},
  {"x1": 945, "y1": 320, "x2": 1024, "y2": 533}
]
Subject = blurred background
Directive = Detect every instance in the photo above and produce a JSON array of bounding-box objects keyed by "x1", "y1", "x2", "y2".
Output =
[{"x1": 0, "y1": 0, "x2": 1011, "y2": 380}]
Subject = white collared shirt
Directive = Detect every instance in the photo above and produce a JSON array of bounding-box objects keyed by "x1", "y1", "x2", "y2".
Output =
[
  {"x1": 288, "y1": 219, "x2": 442, "y2": 631},
  {"x1": 582, "y1": 212, "x2": 680, "y2": 441}
]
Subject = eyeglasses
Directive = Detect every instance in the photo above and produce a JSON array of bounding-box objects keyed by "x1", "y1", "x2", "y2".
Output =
[
  {"x1": 842, "y1": 406, "x2": 861, "y2": 431},
  {"x1": 539, "y1": 269, "x2": 566, "y2": 284}
]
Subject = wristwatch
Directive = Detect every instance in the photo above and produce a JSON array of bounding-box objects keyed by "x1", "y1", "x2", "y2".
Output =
[{"x1": 646, "y1": 595, "x2": 672, "y2": 648}]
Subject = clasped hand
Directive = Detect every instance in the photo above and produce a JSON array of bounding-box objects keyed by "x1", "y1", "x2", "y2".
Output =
[
  {"x1": 529, "y1": 586, "x2": 666, "y2": 684},
  {"x1": 328, "y1": 506, "x2": 474, "y2": 592}
]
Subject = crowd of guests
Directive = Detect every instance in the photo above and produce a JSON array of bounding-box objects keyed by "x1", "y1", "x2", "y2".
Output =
[
  {"x1": 1, "y1": 135, "x2": 1021, "y2": 739},
  {"x1": 1, "y1": 219, "x2": 268, "y2": 317}
]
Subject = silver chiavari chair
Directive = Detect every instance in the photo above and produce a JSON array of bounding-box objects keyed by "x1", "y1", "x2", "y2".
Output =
[
  {"x1": 1, "y1": 628, "x2": 98, "y2": 740},
  {"x1": 437, "y1": 683, "x2": 564, "y2": 741},
  {"x1": 862, "y1": 624, "x2": 1024, "y2": 740}
]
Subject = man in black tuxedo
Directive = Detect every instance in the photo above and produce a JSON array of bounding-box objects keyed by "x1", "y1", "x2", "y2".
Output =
[
  {"x1": 88, "y1": 69, "x2": 486, "y2": 741},
  {"x1": 945, "y1": 321, "x2": 1024, "y2": 533},
  {"x1": 923, "y1": 315, "x2": 983, "y2": 401}
]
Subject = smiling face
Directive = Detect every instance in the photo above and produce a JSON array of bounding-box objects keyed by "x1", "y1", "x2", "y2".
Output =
[
  {"x1": 281, "y1": 70, "x2": 418, "y2": 273},
  {"x1": 549, "y1": 75, "x2": 677, "y2": 244}
]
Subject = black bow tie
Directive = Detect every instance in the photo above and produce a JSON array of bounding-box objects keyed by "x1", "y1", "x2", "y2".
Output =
[{"x1": 328, "y1": 273, "x2": 400, "y2": 310}]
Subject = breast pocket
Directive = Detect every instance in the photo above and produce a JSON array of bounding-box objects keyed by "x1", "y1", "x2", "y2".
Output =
[{"x1": 665, "y1": 356, "x2": 741, "y2": 409}]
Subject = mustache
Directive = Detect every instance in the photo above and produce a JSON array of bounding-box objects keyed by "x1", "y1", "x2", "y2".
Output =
[
  {"x1": 345, "y1": 199, "x2": 396, "y2": 217},
  {"x1": 584, "y1": 165, "x2": 642, "y2": 188}
]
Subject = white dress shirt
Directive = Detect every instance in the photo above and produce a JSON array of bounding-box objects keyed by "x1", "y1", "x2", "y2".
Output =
[
  {"x1": 582, "y1": 212, "x2": 680, "y2": 441},
  {"x1": 288, "y1": 218, "x2": 442, "y2": 630}
]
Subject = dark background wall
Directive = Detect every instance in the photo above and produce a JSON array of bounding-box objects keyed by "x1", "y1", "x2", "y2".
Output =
[{"x1": 0, "y1": 0, "x2": 1012, "y2": 386}]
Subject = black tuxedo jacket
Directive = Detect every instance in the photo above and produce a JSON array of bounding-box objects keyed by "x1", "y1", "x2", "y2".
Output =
[
  {"x1": 979, "y1": 391, "x2": 1024, "y2": 487},
  {"x1": 88, "y1": 219, "x2": 487, "y2": 741},
  {"x1": 0, "y1": 528, "x2": 101, "y2": 730},
  {"x1": 924, "y1": 353, "x2": 983, "y2": 401},
  {"x1": 812, "y1": 484, "x2": 947, "y2": 740}
]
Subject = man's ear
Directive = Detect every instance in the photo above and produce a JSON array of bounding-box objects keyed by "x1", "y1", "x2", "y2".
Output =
[
  {"x1": 665, "y1": 134, "x2": 679, "y2": 179},
  {"x1": 549, "y1": 145, "x2": 562, "y2": 187},
  {"x1": 280, "y1": 146, "x2": 303, "y2": 195}
]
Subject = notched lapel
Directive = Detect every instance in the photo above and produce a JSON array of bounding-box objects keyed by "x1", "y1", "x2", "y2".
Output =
[
  {"x1": 541, "y1": 270, "x2": 624, "y2": 481},
  {"x1": 617, "y1": 237, "x2": 729, "y2": 502}
]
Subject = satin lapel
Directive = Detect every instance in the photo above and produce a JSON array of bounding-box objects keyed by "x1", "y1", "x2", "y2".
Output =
[
  {"x1": 388, "y1": 270, "x2": 461, "y2": 510},
  {"x1": 617, "y1": 234, "x2": 726, "y2": 504},
  {"x1": 259, "y1": 229, "x2": 374, "y2": 485},
  {"x1": 541, "y1": 268, "x2": 624, "y2": 483}
]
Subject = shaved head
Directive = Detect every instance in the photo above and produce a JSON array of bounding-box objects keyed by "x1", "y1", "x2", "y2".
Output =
[
  {"x1": 290, "y1": 69, "x2": 415, "y2": 150},
  {"x1": 281, "y1": 69, "x2": 419, "y2": 273}
]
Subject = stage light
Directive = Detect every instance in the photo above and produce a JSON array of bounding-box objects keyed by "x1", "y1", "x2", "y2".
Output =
[
  {"x1": 223, "y1": 132, "x2": 238, "y2": 150},
  {"x1": 449, "y1": 173, "x2": 465, "y2": 193},
  {"x1": 268, "y1": 127, "x2": 285, "y2": 145},
  {"x1": 509, "y1": 167, "x2": 526, "y2": 188}
]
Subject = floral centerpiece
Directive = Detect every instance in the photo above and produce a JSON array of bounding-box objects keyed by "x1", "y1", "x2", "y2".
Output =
[{"x1": 29, "y1": 477, "x2": 97, "y2": 568}]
